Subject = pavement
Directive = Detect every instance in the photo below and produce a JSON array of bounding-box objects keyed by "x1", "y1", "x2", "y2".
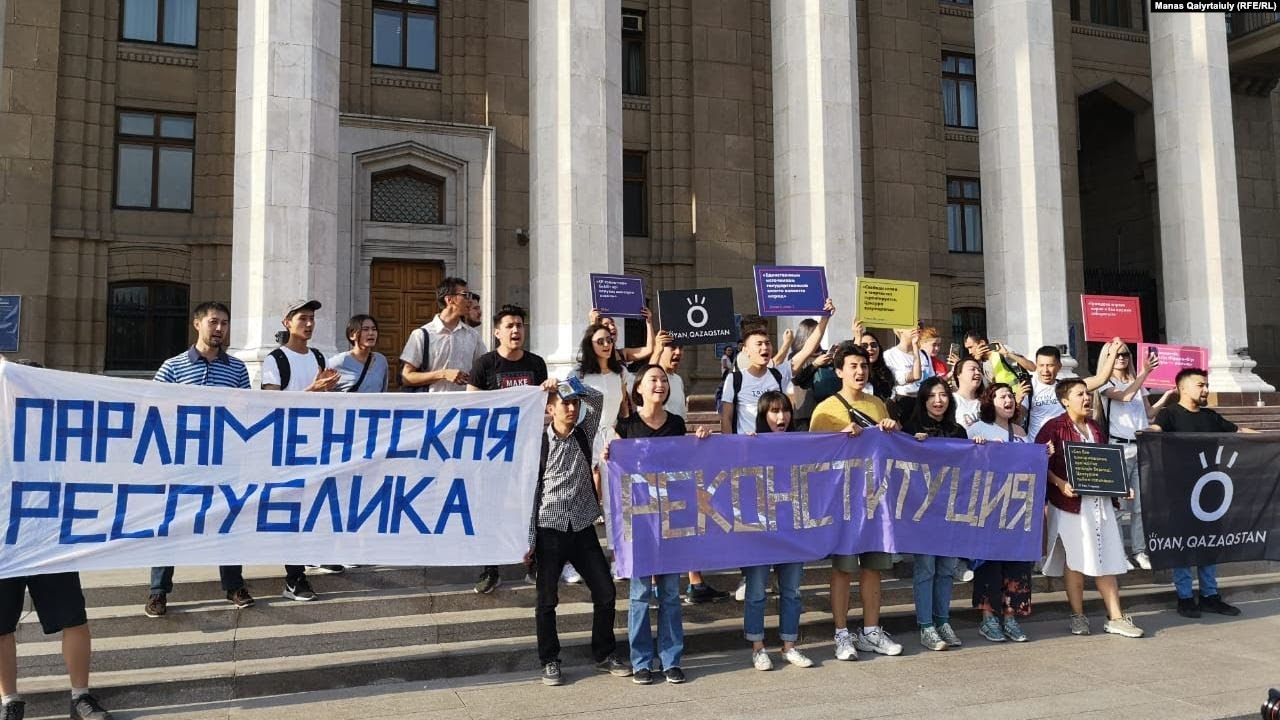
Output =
[{"x1": 53, "y1": 596, "x2": 1280, "y2": 720}]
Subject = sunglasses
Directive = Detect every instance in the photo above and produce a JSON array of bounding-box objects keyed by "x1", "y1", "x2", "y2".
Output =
[
  {"x1": 594, "y1": 337, "x2": 616, "y2": 347},
  {"x1": 1116, "y1": 352, "x2": 1131, "y2": 358},
  {"x1": 859, "y1": 342, "x2": 880, "y2": 349}
]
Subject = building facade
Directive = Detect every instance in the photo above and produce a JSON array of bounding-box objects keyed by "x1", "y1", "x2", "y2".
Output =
[{"x1": 1, "y1": 0, "x2": 1278, "y2": 394}]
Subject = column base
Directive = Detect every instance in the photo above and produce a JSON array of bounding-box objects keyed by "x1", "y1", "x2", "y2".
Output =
[{"x1": 1206, "y1": 354, "x2": 1277, "y2": 394}]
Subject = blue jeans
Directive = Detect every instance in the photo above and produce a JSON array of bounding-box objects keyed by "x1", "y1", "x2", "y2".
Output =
[
  {"x1": 743, "y1": 563, "x2": 803, "y2": 643},
  {"x1": 1172, "y1": 564, "x2": 1219, "y2": 600},
  {"x1": 912, "y1": 555, "x2": 957, "y2": 627},
  {"x1": 150, "y1": 565, "x2": 245, "y2": 595},
  {"x1": 628, "y1": 574, "x2": 684, "y2": 671}
]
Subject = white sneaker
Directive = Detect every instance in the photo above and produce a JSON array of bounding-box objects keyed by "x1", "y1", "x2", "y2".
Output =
[
  {"x1": 752, "y1": 648, "x2": 773, "y2": 671},
  {"x1": 561, "y1": 564, "x2": 582, "y2": 584},
  {"x1": 1133, "y1": 552, "x2": 1152, "y2": 571},
  {"x1": 734, "y1": 576, "x2": 747, "y2": 602},
  {"x1": 782, "y1": 647, "x2": 814, "y2": 668},
  {"x1": 834, "y1": 632, "x2": 858, "y2": 661},
  {"x1": 854, "y1": 627, "x2": 903, "y2": 656},
  {"x1": 1103, "y1": 615, "x2": 1144, "y2": 638},
  {"x1": 959, "y1": 568, "x2": 975, "y2": 583}
]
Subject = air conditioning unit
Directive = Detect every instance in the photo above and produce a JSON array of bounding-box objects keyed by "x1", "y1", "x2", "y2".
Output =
[{"x1": 623, "y1": 13, "x2": 644, "y2": 32}]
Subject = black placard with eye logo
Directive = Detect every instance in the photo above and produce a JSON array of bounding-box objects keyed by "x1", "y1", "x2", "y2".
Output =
[{"x1": 657, "y1": 287, "x2": 737, "y2": 347}]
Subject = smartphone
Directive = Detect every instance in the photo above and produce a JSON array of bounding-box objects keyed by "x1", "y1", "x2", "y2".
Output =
[
  {"x1": 989, "y1": 342, "x2": 1003, "y2": 353},
  {"x1": 948, "y1": 342, "x2": 960, "y2": 358}
]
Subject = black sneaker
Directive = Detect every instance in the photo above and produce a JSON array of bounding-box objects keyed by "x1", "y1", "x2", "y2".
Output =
[
  {"x1": 664, "y1": 667, "x2": 687, "y2": 684},
  {"x1": 227, "y1": 588, "x2": 255, "y2": 609},
  {"x1": 70, "y1": 693, "x2": 113, "y2": 720},
  {"x1": 1177, "y1": 596, "x2": 1201, "y2": 619},
  {"x1": 542, "y1": 660, "x2": 563, "y2": 686},
  {"x1": 306, "y1": 564, "x2": 346, "y2": 574},
  {"x1": 474, "y1": 567, "x2": 501, "y2": 594},
  {"x1": 144, "y1": 593, "x2": 167, "y2": 618},
  {"x1": 595, "y1": 655, "x2": 633, "y2": 677},
  {"x1": 1198, "y1": 594, "x2": 1241, "y2": 616},
  {"x1": 684, "y1": 583, "x2": 729, "y2": 604},
  {"x1": 283, "y1": 577, "x2": 317, "y2": 601},
  {"x1": 1, "y1": 700, "x2": 25, "y2": 720},
  {"x1": 632, "y1": 667, "x2": 653, "y2": 685}
]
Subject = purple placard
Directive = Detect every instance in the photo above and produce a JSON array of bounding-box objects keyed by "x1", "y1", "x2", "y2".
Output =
[
  {"x1": 753, "y1": 265, "x2": 829, "y2": 316},
  {"x1": 590, "y1": 273, "x2": 647, "y2": 319},
  {"x1": 606, "y1": 430, "x2": 1048, "y2": 578}
]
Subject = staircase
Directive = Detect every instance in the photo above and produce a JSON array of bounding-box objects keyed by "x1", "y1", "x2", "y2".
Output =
[{"x1": 1214, "y1": 403, "x2": 1280, "y2": 433}]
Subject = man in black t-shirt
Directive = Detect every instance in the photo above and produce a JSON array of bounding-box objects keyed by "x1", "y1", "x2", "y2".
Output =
[
  {"x1": 467, "y1": 305, "x2": 555, "y2": 594},
  {"x1": 1147, "y1": 368, "x2": 1259, "y2": 619}
]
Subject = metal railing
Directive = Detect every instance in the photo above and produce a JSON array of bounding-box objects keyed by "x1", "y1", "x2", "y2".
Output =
[{"x1": 1228, "y1": 12, "x2": 1280, "y2": 40}]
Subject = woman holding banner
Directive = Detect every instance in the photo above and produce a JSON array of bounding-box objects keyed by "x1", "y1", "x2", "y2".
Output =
[{"x1": 1035, "y1": 379, "x2": 1144, "y2": 639}]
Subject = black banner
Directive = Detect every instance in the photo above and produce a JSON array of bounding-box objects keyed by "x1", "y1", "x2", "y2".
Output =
[
  {"x1": 1137, "y1": 433, "x2": 1280, "y2": 570},
  {"x1": 1064, "y1": 442, "x2": 1129, "y2": 497}
]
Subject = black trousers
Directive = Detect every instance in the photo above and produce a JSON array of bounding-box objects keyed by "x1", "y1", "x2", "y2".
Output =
[{"x1": 534, "y1": 525, "x2": 616, "y2": 664}]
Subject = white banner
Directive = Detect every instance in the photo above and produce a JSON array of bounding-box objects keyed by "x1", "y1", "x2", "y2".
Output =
[{"x1": 0, "y1": 360, "x2": 545, "y2": 578}]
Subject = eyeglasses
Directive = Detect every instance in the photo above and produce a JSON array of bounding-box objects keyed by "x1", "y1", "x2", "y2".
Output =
[
  {"x1": 594, "y1": 337, "x2": 615, "y2": 347},
  {"x1": 859, "y1": 342, "x2": 880, "y2": 350},
  {"x1": 1116, "y1": 352, "x2": 1131, "y2": 358}
]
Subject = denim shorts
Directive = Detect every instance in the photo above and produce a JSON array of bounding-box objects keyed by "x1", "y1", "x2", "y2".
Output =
[{"x1": 830, "y1": 552, "x2": 894, "y2": 573}]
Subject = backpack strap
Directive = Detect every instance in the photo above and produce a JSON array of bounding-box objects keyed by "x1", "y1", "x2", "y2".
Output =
[
  {"x1": 267, "y1": 348, "x2": 289, "y2": 390},
  {"x1": 832, "y1": 393, "x2": 878, "y2": 428},
  {"x1": 347, "y1": 353, "x2": 374, "y2": 393},
  {"x1": 730, "y1": 368, "x2": 743, "y2": 434},
  {"x1": 310, "y1": 347, "x2": 326, "y2": 373},
  {"x1": 400, "y1": 327, "x2": 431, "y2": 393}
]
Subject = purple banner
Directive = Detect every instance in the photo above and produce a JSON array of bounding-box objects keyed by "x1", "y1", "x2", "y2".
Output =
[{"x1": 606, "y1": 430, "x2": 1048, "y2": 578}]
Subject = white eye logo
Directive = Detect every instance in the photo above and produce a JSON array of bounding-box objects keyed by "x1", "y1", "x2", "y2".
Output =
[
  {"x1": 1191, "y1": 445, "x2": 1236, "y2": 523},
  {"x1": 685, "y1": 294, "x2": 708, "y2": 329}
]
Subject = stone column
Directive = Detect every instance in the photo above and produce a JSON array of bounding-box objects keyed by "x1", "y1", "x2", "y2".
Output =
[
  {"x1": 230, "y1": 0, "x2": 341, "y2": 377},
  {"x1": 974, "y1": 0, "x2": 1074, "y2": 362},
  {"x1": 528, "y1": 0, "x2": 623, "y2": 373},
  {"x1": 1149, "y1": 14, "x2": 1274, "y2": 393},
  {"x1": 770, "y1": 0, "x2": 862, "y2": 334}
]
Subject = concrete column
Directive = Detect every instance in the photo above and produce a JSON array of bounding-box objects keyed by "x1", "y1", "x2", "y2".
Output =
[
  {"x1": 230, "y1": 0, "x2": 342, "y2": 376},
  {"x1": 974, "y1": 0, "x2": 1074, "y2": 362},
  {"x1": 770, "y1": 0, "x2": 862, "y2": 334},
  {"x1": 1149, "y1": 14, "x2": 1274, "y2": 393},
  {"x1": 528, "y1": 0, "x2": 624, "y2": 373}
]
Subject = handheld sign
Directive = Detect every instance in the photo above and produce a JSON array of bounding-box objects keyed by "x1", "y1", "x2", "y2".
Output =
[
  {"x1": 856, "y1": 278, "x2": 918, "y2": 329},
  {"x1": 1064, "y1": 442, "x2": 1129, "y2": 497},
  {"x1": 589, "y1": 274, "x2": 647, "y2": 319},
  {"x1": 1138, "y1": 343, "x2": 1207, "y2": 390},
  {"x1": 1081, "y1": 295, "x2": 1142, "y2": 343},
  {"x1": 0, "y1": 295, "x2": 19, "y2": 352},
  {"x1": 753, "y1": 265, "x2": 829, "y2": 316},
  {"x1": 657, "y1": 287, "x2": 737, "y2": 346}
]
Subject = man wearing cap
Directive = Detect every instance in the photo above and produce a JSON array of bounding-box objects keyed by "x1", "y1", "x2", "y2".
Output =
[
  {"x1": 400, "y1": 278, "x2": 486, "y2": 392},
  {"x1": 261, "y1": 299, "x2": 339, "y2": 601}
]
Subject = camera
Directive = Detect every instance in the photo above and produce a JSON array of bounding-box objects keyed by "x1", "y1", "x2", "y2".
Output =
[{"x1": 1262, "y1": 688, "x2": 1280, "y2": 720}]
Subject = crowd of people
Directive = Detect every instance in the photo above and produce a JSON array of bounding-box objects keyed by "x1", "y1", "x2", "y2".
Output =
[{"x1": 0, "y1": 277, "x2": 1261, "y2": 716}]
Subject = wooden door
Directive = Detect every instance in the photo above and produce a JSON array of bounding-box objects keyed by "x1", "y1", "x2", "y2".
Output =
[{"x1": 370, "y1": 259, "x2": 443, "y2": 390}]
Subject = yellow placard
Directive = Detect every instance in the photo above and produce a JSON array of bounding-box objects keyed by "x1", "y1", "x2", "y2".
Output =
[{"x1": 856, "y1": 277, "x2": 919, "y2": 329}]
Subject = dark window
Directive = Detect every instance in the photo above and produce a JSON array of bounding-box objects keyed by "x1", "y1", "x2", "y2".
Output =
[
  {"x1": 623, "y1": 152, "x2": 647, "y2": 237},
  {"x1": 622, "y1": 11, "x2": 646, "y2": 96},
  {"x1": 1091, "y1": 0, "x2": 1130, "y2": 27},
  {"x1": 373, "y1": 0, "x2": 439, "y2": 72},
  {"x1": 106, "y1": 282, "x2": 191, "y2": 371},
  {"x1": 951, "y1": 307, "x2": 986, "y2": 345},
  {"x1": 121, "y1": 0, "x2": 198, "y2": 46},
  {"x1": 947, "y1": 177, "x2": 982, "y2": 253},
  {"x1": 371, "y1": 167, "x2": 444, "y2": 224},
  {"x1": 941, "y1": 53, "x2": 977, "y2": 129},
  {"x1": 115, "y1": 110, "x2": 195, "y2": 211}
]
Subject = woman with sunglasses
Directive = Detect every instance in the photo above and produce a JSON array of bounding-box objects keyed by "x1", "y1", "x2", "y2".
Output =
[{"x1": 853, "y1": 320, "x2": 896, "y2": 408}]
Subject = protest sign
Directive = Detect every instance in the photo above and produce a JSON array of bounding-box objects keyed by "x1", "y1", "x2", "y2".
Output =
[
  {"x1": 606, "y1": 430, "x2": 1048, "y2": 577},
  {"x1": 1138, "y1": 343, "x2": 1208, "y2": 390},
  {"x1": 0, "y1": 360, "x2": 545, "y2": 578},
  {"x1": 1138, "y1": 433, "x2": 1280, "y2": 570},
  {"x1": 753, "y1": 266, "x2": 829, "y2": 316},
  {"x1": 1081, "y1": 295, "x2": 1142, "y2": 343},
  {"x1": 856, "y1": 278, "x2": 918, "y2": 329},
  {"x1": 0, "y1": 295, "x2": 19, "y2": 353},
  {"x1": 657, "y1": 287, "x2": 737, "y2": 346},
  {"x1": 1063, "y1": 443, "x2": 1129, "y2": 497},
  {"x1": 589, "y1": 273, "x2": 647, "y2": 319}
]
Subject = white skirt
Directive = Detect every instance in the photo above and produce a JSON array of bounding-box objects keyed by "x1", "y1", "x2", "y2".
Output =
[{"x1": 1042, "y1": 499, "x2": 1130, "y2": 578}]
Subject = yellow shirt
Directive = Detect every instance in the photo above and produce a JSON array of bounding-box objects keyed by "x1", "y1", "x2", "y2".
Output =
[{"x1": 809, "y1": 393, "x2": 889, "y2": 432}]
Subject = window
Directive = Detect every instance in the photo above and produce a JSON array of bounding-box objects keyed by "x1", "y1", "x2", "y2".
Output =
[
  {"x1": 1091, "y1": 0, "x2": 1130, "y2": 27},
  {"x1": 106, "y1": 282, "x2": 191, "y2": 371},
  {"x1": 373, "y1": 0, "x2": 439, "y2": 72},
  {"x1": 947, "y1": 177, "x2": 982, "y2": 253},
  {"x1": 951, "y1": 307, "x2": 986, "y2": 345},
  {"x1": 371, "y1": 167, "x2": 444, "y2": 224},
  {"x1": 622, "y1": 11, "x2": 646, "y2": 96},
  {"x1": 941, "y1": 53, "x2": 977, "y2": 129},
  {"x1": 121, "y1": 0, "x2": 198, "y2": 46},
  {"x1": 623, "y1": 152, "x2": 647, "y2": 237},
  {"x1": 115, "y1": 110, "x2": 195, "y2": 211}
]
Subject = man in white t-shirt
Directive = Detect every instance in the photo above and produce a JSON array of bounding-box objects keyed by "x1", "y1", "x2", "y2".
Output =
[
  {"x1": 658, "y1": 343, "x2": 687, "y2": 418},
  {"x1": 1026, "y1": 341, "x2": 1122, "y2": 440},
  {"x1": 721, "y1": 328, "x2": 792, "y2": 435},
  {"x1": 399, "y1": 277, "x2": 486, "y2": 393},
  {"x1": 882, "y1": 327, "x2": 934, "y2": 399}
]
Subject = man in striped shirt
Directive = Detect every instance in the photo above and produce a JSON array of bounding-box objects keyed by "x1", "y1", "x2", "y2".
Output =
[{"x1": 143, "y1": 302, "x2": 256, "y2": 619}]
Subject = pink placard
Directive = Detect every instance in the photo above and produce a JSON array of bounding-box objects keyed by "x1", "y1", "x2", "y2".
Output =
[
  {"x1": 1137, "y1": 343, "x2": 1208, "y2": 390},
  {"x1": 1082, "y1": 295, "x2": 1143, "y2": 343}
]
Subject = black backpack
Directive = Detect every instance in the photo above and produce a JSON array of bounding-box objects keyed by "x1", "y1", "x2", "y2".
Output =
[
  {"x1": 267, "y1": 347, "x2": 326, "y2": 390},
  {"x1": 728, "y1": 366, "x2": 783, "y2": 434}
]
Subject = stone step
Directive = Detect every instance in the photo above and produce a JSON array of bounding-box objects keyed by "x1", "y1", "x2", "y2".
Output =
[{"x1": 13, "y1": 570, "x2": 1280, "y2": 718}]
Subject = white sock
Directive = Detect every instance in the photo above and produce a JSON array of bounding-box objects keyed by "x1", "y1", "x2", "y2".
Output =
[
  {"x1": 834, "y1": 627, "x2": 850, "y2": 638},
  {"x1": 862, "y1": 625, "x2": 881, "y2": 636},
  {"x1": 71, "y1": 687, "x2": 88, "y2": 700},
  {"x1": 3, "y1": 694, "x2": 24, "y2": 705}
]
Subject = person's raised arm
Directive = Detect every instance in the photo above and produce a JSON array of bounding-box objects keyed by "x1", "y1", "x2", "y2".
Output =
[
  {"x1": 620, "y1": 307, "x2": 656, "y2": 363},
  {"x1": 789, "y1": 299, "x2": 836, "y2": 372},
  {"x1": 1084, "y1": 338, "x2": 1122, "y2": 392},
  {"x1": 771, "y1": 328, "x2": 794, "y2": 368},
  {"x1": 1103, "y1": 352, "x2": 1158, "y2": 403},
  {"x1": 996, "y1": 344, "x2": 1036, "y2": 372}
]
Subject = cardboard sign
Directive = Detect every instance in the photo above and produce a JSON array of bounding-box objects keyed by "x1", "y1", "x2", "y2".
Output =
[
  {"x1": 1064, "y1": 442, "x2": 1129, "y2": 497},
  {"x1": 590, "y1": 274, "x2": 647, "y2": 318},
  {"x1": 0, "y1": 295, "x2": 19, "y2": 353},
  {"x1": 855, "y1": 278, "x2": 918, "y2": 329},
  {"x1": 657, "y1": 287, "x2": 737, "y2": 346},
  {"x1": 1081, "y1": 295, "x2": 1142, "y2": 343},
  {"x1": 753, "y1": 265, "x2": 829, "y2": 316},
  {"x1": 1138, "y1": 343, "x2": 1208, "y2": 390}
]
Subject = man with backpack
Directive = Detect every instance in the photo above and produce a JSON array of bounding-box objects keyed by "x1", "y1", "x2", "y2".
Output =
[
  {"x1": 400, "y1": 277, "x2": 485, "y2": 392},
  {"x1": 260, "y1": 299, "x2": 339, "y2": 601}
]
